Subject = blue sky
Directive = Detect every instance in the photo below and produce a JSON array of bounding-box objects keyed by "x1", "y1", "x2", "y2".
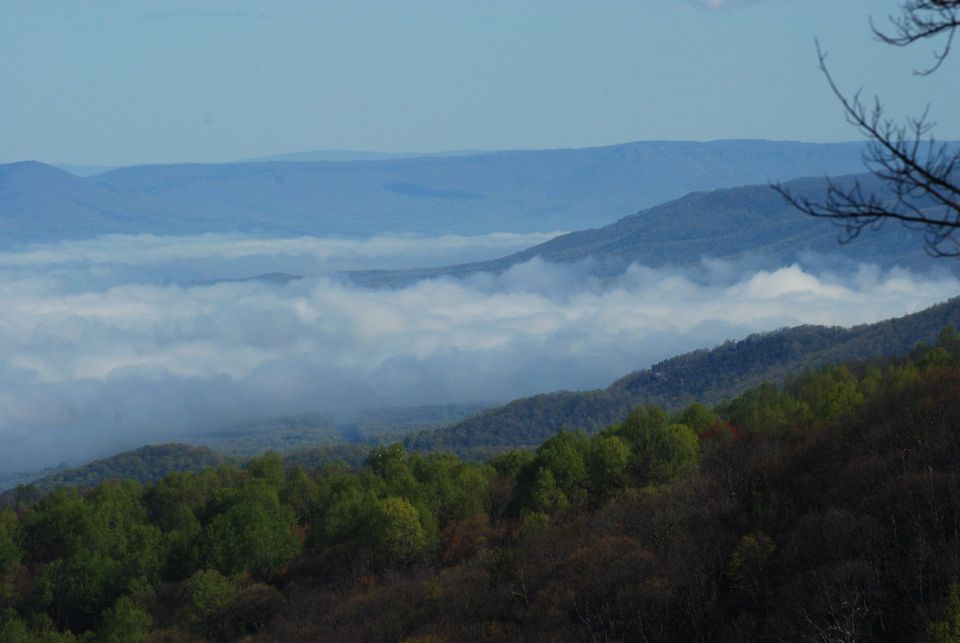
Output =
[{"x1": 2, "y1": 0, "x2": 958, "y2": 165}]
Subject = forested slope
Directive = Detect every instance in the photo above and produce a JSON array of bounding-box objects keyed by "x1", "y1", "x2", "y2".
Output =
[
  {"x1": 3, "y1": 445, "x2": 227, "y2": 500},
  {"x1": 348, "y1": 172, "x2": 943, "y2": 287},
  {"x1": 408, "y1": 297, "x2": 960, "y2": 454},
  {"x1": 14, "y1": 299, "x2": 960, "y2": 495},
  {"x1": 4, "y1": 330, "x2": 960, "y2": 640}
]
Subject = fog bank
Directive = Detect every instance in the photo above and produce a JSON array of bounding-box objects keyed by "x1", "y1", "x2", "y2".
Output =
[{"x1": 1, "y1": 233, "x2": 956, "y2": 472}]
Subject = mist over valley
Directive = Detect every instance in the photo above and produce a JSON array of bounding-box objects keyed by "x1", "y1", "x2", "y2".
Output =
[{"x1": 1, "y1": 222, "x2": 956, "y2": 472}]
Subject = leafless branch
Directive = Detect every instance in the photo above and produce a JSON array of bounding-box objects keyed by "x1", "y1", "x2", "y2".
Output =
[
  {"x1": 773, "y1": 41, "x2": 960, "y2": 257},
  {"x1": 871, "y1": 0, "x2": 960, "y2": 75}
]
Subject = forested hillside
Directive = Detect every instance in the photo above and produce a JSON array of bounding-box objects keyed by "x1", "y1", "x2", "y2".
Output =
[
  {"x1": 408, "y1": 297, "x2": 960, "y2": 454},
  {"x1": 3, "y1": 329, "x2": 960, "y2": 640},
  {"x1": 2, "y1": 406, "x2": 490, "y2": 496},
  {"x1": 13, "y1": 299, "x2": 958, "y2": 498},
  {"x1": 348, "y1": 172, "x2": 943, "y2": 287},
  {"x1": 2, "y1": 445, "x2": 227, "y2": 501}
]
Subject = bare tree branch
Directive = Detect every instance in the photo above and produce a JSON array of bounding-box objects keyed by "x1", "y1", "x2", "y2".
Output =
[
  {"x1": 774, "y1": 3, "x2": 960, "y2": 258},
  {"x1": 871, "y1": 0, "x2": 960, "y2": 75}
]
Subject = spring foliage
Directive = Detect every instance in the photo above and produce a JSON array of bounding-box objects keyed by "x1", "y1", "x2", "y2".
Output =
[{"x1": 2, "y1": 329, "x2": 960, "y2": 640}]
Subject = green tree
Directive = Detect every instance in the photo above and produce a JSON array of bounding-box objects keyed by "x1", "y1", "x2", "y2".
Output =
[
  {"x1": 675, "y1": 402, "x2": 720, "y2": 435},
  {"x1": 372, "y1": 496, "x2": 428, "y2": 568},
  {"x1": 611, "y1": 406, "x2": 700, "y2": 485},
  {"x1": 613, "y1": 405, "x2": 669, "y2": 446},
  {"x1": 201, "y1": 485, "x2": 301, "y2": 579},
  {"x1": 723, "y1": 383, "x2": 807, "y2": 435},
  {"x1": 247, "y1": 451, "x2": 285, "y2": 487},
  {"x1": 530, "y1": 468, "x2": 569, "y2": 514},
  {"x1": 98, "y1": 595, "x2": 152, "y2": 643},
  {"x1": 279, "y1": 465, "x2": 320, "y2": 524},
  {"x1": 793, "y1": 365, "x2": 864, "y2": 425},
  {"x1": 647, "y1": 423, "x2": 700, "y2": 485},
  {"x1": 587, "y1": 435, "x2": 630, "y2": 498},
  {"x1": 533, "y1": 430, "x2": 589, "y2": 504},
  {"x1": 0, "y1": 511, "x2": 20, "y2": 574},
  {"x1": 185, "y1": 568, "x2": 235, "y2": 640}
]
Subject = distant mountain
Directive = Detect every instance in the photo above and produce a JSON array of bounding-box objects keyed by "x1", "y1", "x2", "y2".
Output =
[
  {"x1": 179, "y1": 404, "x2": 491, "y2": 456},
  {"x1": 188, "y1": 272, "x2": 303, "y2": 287},
  {"x1": 237, "y1": 149, "x2": 488, "y2": 163},
  {"x1": 52, "y1": 150, "x2": 487, "y2": 176},
  {"x1": 0, "y1": 140, "x2": 876, "y2": 245},
  {"x1": 407, "y1": 297, "x2": 960, "y2": 455},
  {"x1": 0, "y1": 161, "x2": 206, "y2": 243},
  {"x1": 54, "y1": 163, "x2": 117, "y2": 177},
  {"x1": 181, "y1": 414, "x2": 341, "y2": 458},
  {"x1": 348, "y1": 172, "x2": 943, "y2": 286},
  {"x1": 3, "y1": 444, "x2": 226, "y2": 497},
  {"x1": 343, "y1": 403, "x2": 492, "y2": 442}
]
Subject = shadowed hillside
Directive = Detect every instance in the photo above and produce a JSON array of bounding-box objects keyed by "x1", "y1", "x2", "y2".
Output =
[
  {"x1": 349, "y1": 172, "x2": 944, "y2": 286},
  {"x1": 408, "y1": 297, "x2": 960, "y2": 454}
]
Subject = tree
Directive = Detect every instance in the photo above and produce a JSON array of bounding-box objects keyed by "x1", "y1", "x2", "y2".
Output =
[
  {"x1": 774, "y1": 1, "x2": 960, "y2": 256},
  {"x1": 98, "y1": 595, "x2": 152, "y2": 643},
  {"x1": 0, "y1": 511, "x2": 20, "y2": 575},
  {"x1": 184, "y1": 568, "x2": 236, "y2": 640},
  {"x1": 372, "y1": 496, "x2": 428, "y2": 568},
  {"x1": 587, "y1": 435, "x2": 630, "y2": 498},
  {"x1": 200, "y1": 485, "x2": 301, "y2": 580}
]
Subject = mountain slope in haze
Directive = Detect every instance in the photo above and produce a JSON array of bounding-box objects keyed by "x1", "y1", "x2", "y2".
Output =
[
  {"x1": 54, "y1": 163, "x2": 117, "y2": 177},
  {"x1": 3, "y1": 444, "x2": 226, "y2": 497},
  {"x1": 237, "y1": 149, "x2": 487, "y2": 163},
  {"x1": 349, "y1": 172, "x2": 942, "y2": 286},
  {"x1": 0, "y1": 140, "x2": 874, "y2": 245},
  {"x1": 9, "y1": 300, "x2": 960, "y2": 494},
  {"x1": 408, "y1": 297, "x2": 960, "y2": 454},
  {"x1": 0, "y1": 162, "x2": 177, "y2": 241}
]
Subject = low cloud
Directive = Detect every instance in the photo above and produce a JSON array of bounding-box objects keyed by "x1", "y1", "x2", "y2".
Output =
[
  {"x1": 0, "y1": 233, "x2": 956, "y2": 472},
  {"x1": 0, "y1": 231, "x2": 560, "y2": 289}
]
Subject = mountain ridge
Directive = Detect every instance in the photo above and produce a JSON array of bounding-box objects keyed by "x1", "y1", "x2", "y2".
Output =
[
  {"x1": 7, "y1": 297, "x2": 960, "y2": 494},
  {"x1": 0, "y1": 140, "x2": 879, "y2": 246},
  {"x1": 407, "y1": 296, "x2": 960, "y2": 454},
  {"x1": 346, "y1": 172, "x2": 944, "y2": 286}
]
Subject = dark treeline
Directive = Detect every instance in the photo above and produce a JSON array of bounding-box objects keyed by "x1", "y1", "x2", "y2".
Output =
[{"x1": 4, "y1": 330, "x2": 960, "y2": 640}]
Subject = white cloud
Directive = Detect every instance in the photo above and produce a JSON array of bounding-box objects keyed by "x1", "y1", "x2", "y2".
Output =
[
  {"x1": 0, "y1": 231, "x2": 561, "y2": 287},
  {"x1": 0, "y1": 233, "x2": 956, "y2": 472}
]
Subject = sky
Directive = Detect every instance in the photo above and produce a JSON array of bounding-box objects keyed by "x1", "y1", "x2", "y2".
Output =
[{"x1": 2, "y1": 0, "x2": 959, "y2": 165}]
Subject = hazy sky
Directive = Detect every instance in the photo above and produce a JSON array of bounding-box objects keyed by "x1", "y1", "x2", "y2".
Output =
[{"x1": 2, "y1": 0, "x2": 959, "y2": 165}]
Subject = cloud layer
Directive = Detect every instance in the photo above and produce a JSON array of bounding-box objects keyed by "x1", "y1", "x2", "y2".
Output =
[{"x1": 0, "y1": 233, "x2": 956, "y2": 472}]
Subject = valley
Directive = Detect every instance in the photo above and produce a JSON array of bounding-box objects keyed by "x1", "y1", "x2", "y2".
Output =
[{"x1": 4, "y1": 1, "x2": 960, "y2": 639}]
